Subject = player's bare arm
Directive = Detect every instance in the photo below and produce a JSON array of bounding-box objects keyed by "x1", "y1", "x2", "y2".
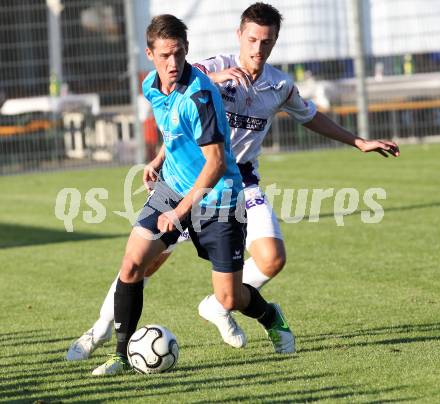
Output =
[
  {"x1": 303, "y1": 111, "x2": 400, "y2": 158},
  {"x1": 157, "y1": 142, "x2": 226, "y2": 232},
  {"x1": 208, "y1": 67, "x2": 250, "y2": 87},
  {"x1": 143, "y1": 144, "x2": 166, "y2": 190}
]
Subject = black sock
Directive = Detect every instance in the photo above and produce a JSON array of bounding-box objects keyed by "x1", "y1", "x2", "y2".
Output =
[
  {"x1": 239, "y1": 283, "x2": 276, "y2": 329},
  {"x1": 114, "y1": 278, "x2": 144, "y2": 357}
]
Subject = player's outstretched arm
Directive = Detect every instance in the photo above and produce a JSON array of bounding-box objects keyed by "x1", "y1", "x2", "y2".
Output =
[
  {"x1": 143, "y1": 144, "x2": 166, "y2": 190},
  {"x1": 303, "y1": 111, "x2": 400, "y2": 158}
]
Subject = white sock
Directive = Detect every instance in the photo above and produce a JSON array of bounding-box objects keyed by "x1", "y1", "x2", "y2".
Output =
[
  {"x1": 242, "y1": 257, "x2": 271, "y2": 290},
  {"x1": 92, "y1": 274, "x2": 149, "y2": 338}
]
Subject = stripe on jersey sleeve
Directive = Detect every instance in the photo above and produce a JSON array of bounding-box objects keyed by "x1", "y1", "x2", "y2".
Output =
[
  {"x1": 190, "y1": 90, "x2": 225, "y2": 146},
  {"x1": 283, "y1": 86, "x2": 295, "y2": 105}
]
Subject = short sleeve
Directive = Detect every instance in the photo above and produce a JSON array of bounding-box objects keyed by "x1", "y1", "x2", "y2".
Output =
[
  {"x1": 280, "y1": 80, "x2": 317, "y2": 124},
  {"x1": 188, "y1": 89, "x2": 225, "y2": 146}
]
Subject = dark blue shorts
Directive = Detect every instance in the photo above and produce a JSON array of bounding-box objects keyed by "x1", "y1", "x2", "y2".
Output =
[{"x1": 135, "y1": 180, "x2": 246, "y2": 273}]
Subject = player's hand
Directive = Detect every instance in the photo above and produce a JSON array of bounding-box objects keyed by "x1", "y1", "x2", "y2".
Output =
[
  {"x1": 157, "y1": 210, "x2": 181, "y2": 233},
  {"x1": 357, "y1": 139, "x2": 400, "y2": 158},
  {"x1": 209, "y1": 67, "x2": 251, "y2": 87},
  {"x1": 143, "y1": 163, "x2": 160, "y2": 191}
]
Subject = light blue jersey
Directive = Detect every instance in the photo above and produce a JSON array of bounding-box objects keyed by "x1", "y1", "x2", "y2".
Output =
[{"x1": 142, "y1": 62, "x2": 243, "y2": 209}]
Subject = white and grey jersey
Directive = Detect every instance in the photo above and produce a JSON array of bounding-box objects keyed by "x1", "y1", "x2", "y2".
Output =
[{"x1": 194, "y1": 54, "x2": 317, "y2": 185}]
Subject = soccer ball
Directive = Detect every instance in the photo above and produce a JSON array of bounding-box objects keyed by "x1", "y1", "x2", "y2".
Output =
[{"x1": 127, "y1": 325, "x2": 179, "y2": 374}]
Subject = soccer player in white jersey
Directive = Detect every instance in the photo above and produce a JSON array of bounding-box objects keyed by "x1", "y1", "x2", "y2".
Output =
[{"x1": 67, "y1": 3, "x2": 399, "y2": 361}]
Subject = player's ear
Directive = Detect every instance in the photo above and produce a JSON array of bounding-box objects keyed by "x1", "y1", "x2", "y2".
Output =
[
  {"x1": 236, "y1": 28, "x2": 242, "y2": 41},
  {"x1": 146, "y1": 47, "x2": 154, "y2": 61},
  {"x1": 185, "y1": 40, "x2": 189, "y2": 55}
]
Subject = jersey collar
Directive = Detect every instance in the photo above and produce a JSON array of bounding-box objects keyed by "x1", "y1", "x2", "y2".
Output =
[
  {"x1": 152, "y1": 62, "x2": 192, "y2": 94},
  {"x1": 176, "y1": 62, "x2": 192, "y2": 93}
]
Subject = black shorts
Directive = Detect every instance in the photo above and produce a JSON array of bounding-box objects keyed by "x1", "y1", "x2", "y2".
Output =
[{"x1": 135, "y1": 179, "x2": 246, "y2": 273}]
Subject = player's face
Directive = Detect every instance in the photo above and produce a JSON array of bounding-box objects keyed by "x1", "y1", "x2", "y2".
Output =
[
  {"x1": 237, "y1": 22, "x2": 277, "y2": 75},
  {"x1": 146, "y1": 38, "x2": 188, "y2": 93}
]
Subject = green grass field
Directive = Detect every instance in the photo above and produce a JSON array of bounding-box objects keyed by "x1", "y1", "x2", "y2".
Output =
[{"x1": 1, "y1": 144, "x2": 439, "y2": 403}]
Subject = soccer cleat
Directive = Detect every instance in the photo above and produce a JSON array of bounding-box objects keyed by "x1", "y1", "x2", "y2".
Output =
[
  {"x1": 91, "y1": 354, "x2": 131, "y2": 376},
  {"x1": 198, "y1": 295, "x2": 247, "y2": 348},
  {"x1": 66, "y1": 326, "x2": 112, "y2": 361},
  {"x1": 265, "y1": 303, "x2": 295, "y2": 354}
]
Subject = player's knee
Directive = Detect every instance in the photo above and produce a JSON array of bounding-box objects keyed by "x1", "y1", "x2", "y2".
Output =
[
  {"x1": 271, "y1": 253, "x2": 286, "y2": 274},
  {"x1": 258, "y1": 252, "x2": 286, "y2": 277},
  {"x1": 120, "y1": 255, "x2": 143, "y2": 282}
]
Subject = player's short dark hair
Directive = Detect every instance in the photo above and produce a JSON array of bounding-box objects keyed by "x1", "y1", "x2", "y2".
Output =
[
  {"x1": 240, "y1": 2, "x2": 283, "y2": 37},
  {"x1": 146, "y1": 14, "x2": 188, "y2": 49}
]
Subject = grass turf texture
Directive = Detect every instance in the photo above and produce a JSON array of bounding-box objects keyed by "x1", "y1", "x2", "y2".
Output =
[{"x1": 0, "y1": 144, "x2": 439, "y2": 403}]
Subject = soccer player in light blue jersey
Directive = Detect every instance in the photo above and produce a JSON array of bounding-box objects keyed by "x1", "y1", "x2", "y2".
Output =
[{"x1": 91, "y1": 14, "x2": 294, "y2": 376}]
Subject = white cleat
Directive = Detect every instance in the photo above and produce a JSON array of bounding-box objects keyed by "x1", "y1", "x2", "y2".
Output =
[
  {"x1": 198, "y1": 295, "x2": 247, "y2": 348},
  {"x1": 66, "y1": 327, "x2": 112, "y2": 361}
]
